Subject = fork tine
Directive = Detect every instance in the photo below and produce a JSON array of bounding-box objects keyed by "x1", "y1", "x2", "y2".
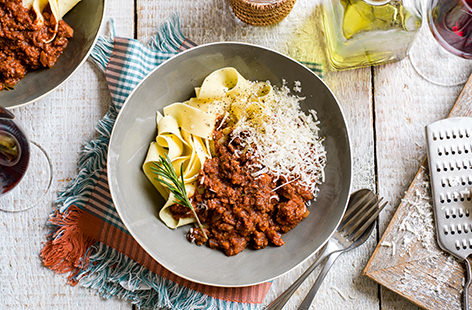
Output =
[
  {"x1": 341, "y1": 192, "x2": 372, "y2": 222},
  {"x1": 339, "y1": 194, "x2": 378, "y2": 230},
  {"x1": 340, "y1": 193, "x2": 376, "y2": 227},
  {"x1": 351, "y1": 201, "x2": 388, "y2": 240},
  {"x1": 344, "y1": 197, "x2": 384, "y2": 235}
]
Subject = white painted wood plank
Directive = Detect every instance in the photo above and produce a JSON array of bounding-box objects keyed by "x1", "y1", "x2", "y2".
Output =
[
  {"x1": 374, "y1": 35, "x2": 467, "y2": 309},
  {"x1": 136, "y1": 1, "x2": 378, "y2": 309},
  {"x1": 0, "y1": 0, "x2": 134, "y2": 309}
]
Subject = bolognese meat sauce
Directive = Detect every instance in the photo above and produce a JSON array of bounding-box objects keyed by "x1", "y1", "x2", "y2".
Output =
[
  {"x1": 181, "y1": 125, "x2": 314, "y2": 256},
  {"x1": 0, "y1": 0, "x2": 74, "y2": 90}
]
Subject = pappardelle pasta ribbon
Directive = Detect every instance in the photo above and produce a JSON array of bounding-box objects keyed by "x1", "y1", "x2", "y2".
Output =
[{"x1": 23, "y1": 0, "x2": 81, "y2": 23}]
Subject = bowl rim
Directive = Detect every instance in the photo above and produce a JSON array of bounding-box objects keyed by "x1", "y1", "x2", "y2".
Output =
[
  {"x1": 7, "y1": 0, "x2": 108, "y2": 110},
  {"x1": 107, "y1": 41, "x2": 353, "y2": 287}
]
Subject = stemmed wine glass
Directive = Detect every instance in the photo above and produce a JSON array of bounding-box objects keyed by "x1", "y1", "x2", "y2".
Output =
[
  {"x1": 0, "y1": 107, "x2": 52, "y2": 212},
  {"x1": 409, "y1": 0, "x2": 472, "y2": 86}
]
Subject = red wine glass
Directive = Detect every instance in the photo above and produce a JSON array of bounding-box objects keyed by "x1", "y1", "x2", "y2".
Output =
[
  {"x1": 0, "y1": 107, "x2": 52, "y2": 212},
  {"x1": 409, "y1": 0, "x2": 472, "y2": 86}
]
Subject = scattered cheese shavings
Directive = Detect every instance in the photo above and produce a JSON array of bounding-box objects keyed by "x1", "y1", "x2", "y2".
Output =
[
  {"x1": 380, "y1": 241, "x2": 396, "y2": 256},
  {"x1": 449, "y1": 176, "x2": 461, "y2": 187},
  {"x1": 397, "y1": 178, "x2": 436, "y2": 252},
  {"x1": 330, "y1": 286, "x2": 347, "y2": 301},
  {"x1": 216, "y1": 112, "x2": 229, "y2": 131}
]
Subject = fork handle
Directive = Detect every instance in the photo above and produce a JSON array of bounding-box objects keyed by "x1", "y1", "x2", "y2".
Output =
[
  {"x1": 298, "y1": 250, "x2": 343, "y2": 310},
  {"x1": 266, "y1": 242, "x2": 337, "y2": 310},
  {"x1": 464, "y1": 257, "x2": 472, "y2": 310}
]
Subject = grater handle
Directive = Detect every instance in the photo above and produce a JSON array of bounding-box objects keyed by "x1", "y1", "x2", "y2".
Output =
[{"x1": 464, "y1": 257, "x2": 472, "y2": 310}]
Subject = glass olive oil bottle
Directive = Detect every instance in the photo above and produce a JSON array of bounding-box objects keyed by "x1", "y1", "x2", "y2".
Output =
[{"x1": 322, "y1": 0, "x2": 422, "y2": 71}]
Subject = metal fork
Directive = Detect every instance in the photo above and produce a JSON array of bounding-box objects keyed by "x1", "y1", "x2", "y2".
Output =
[{"x1": 267, "y1": 189, "x2": 387, "y2": 310}]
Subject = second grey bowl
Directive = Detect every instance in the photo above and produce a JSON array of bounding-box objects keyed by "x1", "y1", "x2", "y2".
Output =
[
  {"x1": 0, "y1": 0, "x2": 106, "y2": 108},
  {"x1": 108, "y1": 42, "x2": 352, "y2": 287}
]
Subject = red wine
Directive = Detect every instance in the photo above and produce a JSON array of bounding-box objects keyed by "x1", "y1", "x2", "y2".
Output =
[
  {"x1": 0, "y1": 119, "x2": 29, "y2": 195},
  {"x1": 430, "y1": 0, "x2": 472, "y2": 59}
]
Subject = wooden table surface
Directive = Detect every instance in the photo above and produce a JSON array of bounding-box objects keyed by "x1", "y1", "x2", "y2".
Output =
[{"x1": 1, "y1": 0, "x2": 469, "y2": 309}]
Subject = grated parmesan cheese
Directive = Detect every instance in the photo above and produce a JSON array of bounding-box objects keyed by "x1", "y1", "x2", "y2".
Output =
[
  {"x1": 230, "y1": 82, "x2": 327, "y2": 195},
  {"x1": 330, "y1": 286, "x2": 348, "y2": 301},
  {"x1": 381, "y1": 241, "x2": 396, "y2": 256}
]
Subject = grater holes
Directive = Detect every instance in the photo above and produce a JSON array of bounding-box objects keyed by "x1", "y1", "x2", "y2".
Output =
[{"x1": 442, "y1": 178, "x2": 448, "y2": 187}]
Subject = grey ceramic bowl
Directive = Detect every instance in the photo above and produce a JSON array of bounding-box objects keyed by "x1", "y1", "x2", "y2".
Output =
[
  {"x1": 108, "y1": 42, "x2": 352, "y2": 287},
  {"x1": 0, "y1": 0, "x2": 106, "y2": 108}
]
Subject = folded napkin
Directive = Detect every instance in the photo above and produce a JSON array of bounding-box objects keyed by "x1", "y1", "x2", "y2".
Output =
[{"x1": 41, "y1": 15, "x2": 321, "y2": 310}]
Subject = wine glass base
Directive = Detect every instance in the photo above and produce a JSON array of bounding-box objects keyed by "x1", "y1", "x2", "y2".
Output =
[
  {"x1": 0, "y1": 141, "x2": 53, "y2": 212},
  {"x1": 408, "y1": 23, "x2": 472, "y2": 87}
]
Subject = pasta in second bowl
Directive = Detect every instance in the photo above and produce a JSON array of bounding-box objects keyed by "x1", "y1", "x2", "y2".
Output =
[{"x1": 108, "y1": 42, "x2": 351, "y2": 287}]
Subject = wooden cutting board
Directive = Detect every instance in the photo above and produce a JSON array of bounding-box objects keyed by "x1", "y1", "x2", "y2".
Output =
[{"x1": 364, "y1": 75, "x2": 472, "y2": 310}]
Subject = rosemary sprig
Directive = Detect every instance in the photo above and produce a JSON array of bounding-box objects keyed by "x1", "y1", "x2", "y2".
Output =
[{"x1": 150, "y1": 155, "x2": 208, "y2": 240}]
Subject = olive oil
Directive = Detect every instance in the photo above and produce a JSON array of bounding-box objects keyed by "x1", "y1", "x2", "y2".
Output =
[{"x1": 322, "y1": 0, "x2": 421, "y2": 71}]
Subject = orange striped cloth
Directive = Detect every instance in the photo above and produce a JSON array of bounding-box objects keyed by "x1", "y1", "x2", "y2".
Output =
[{"x1": 41, "y1": 17, "x2": 271, "y2": 309}]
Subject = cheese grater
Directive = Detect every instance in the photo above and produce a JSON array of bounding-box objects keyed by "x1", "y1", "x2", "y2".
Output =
[{"x1": 426, "y1": 117, "x2": 472, "y2": 310}]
